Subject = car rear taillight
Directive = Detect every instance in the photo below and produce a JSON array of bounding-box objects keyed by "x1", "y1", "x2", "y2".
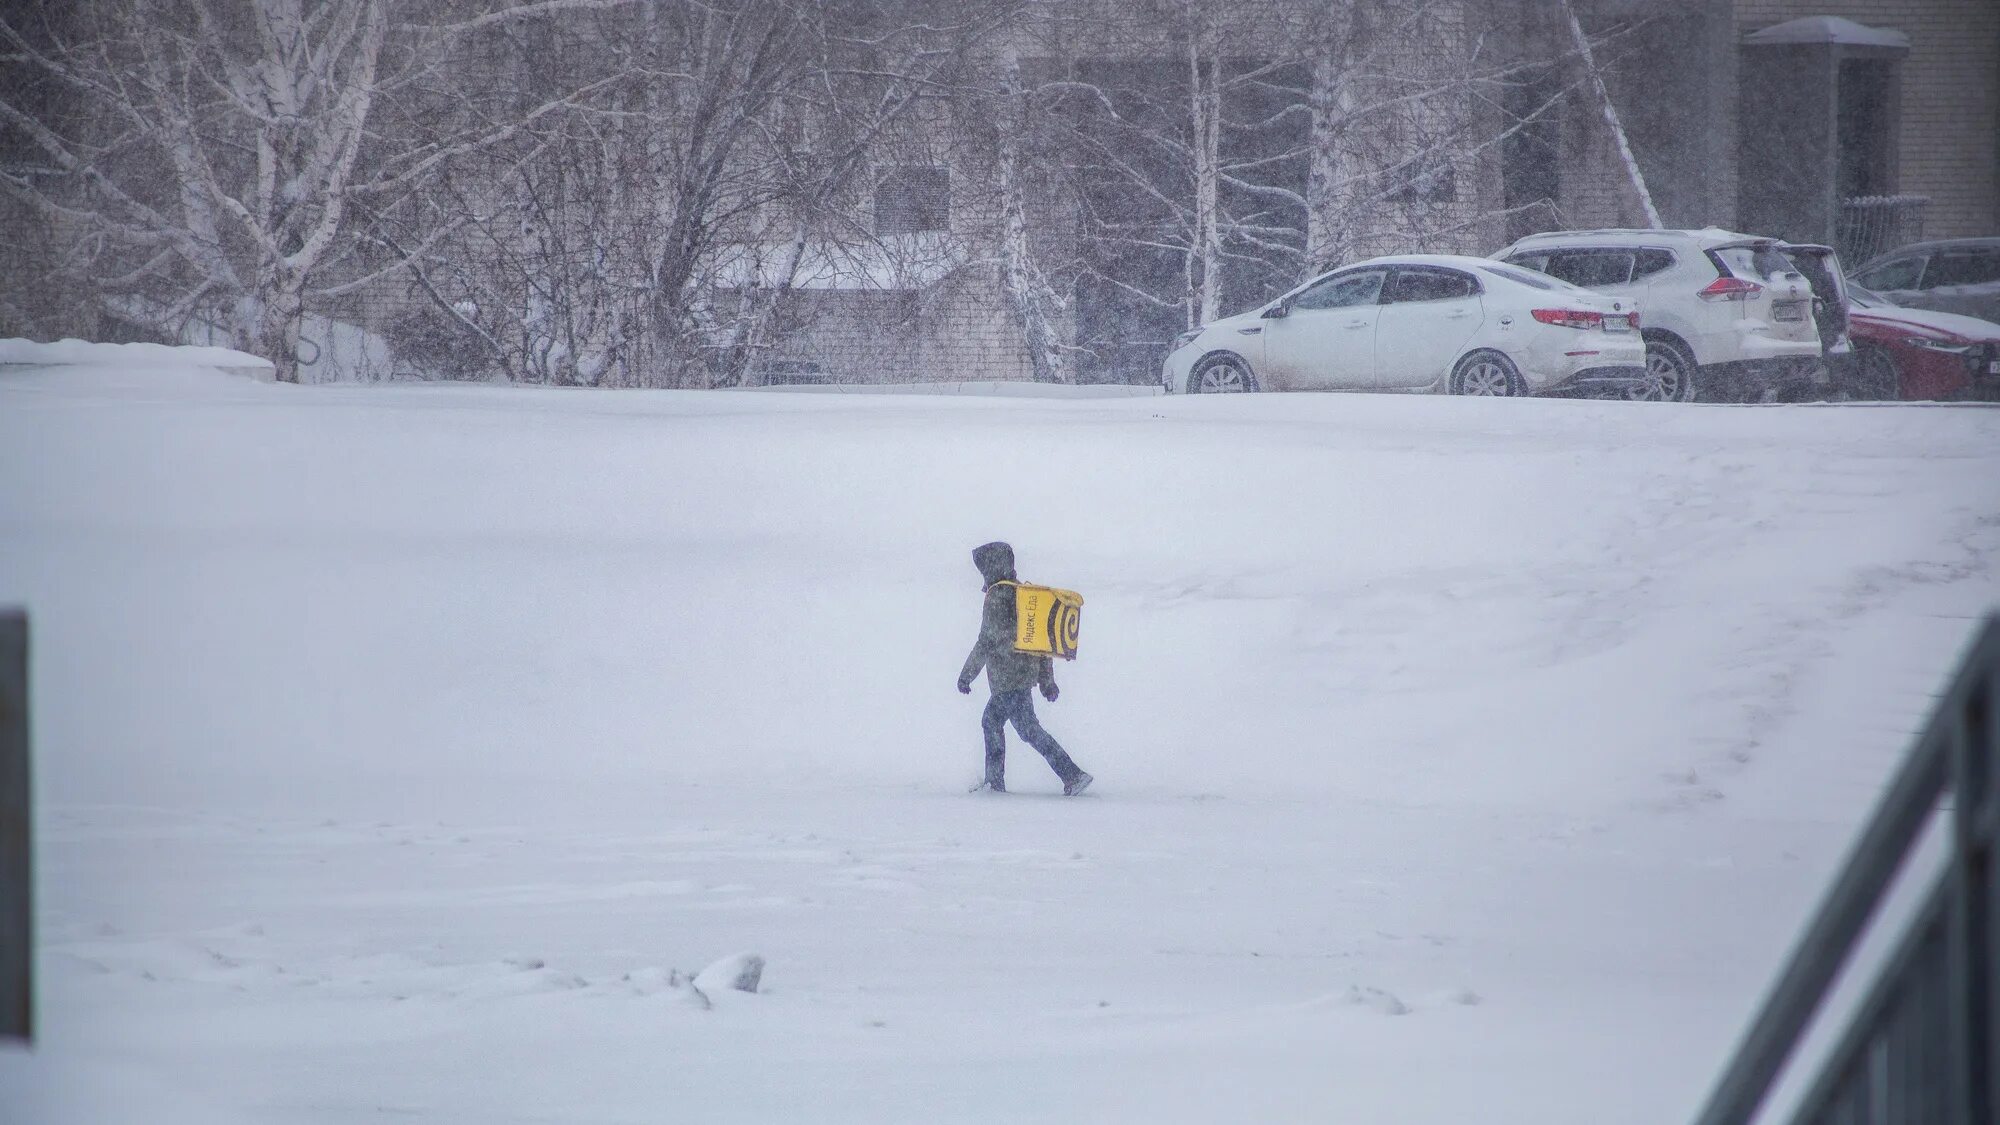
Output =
[
  {"x1": 1531, "y1": 308, "x2": 1605, "y2": 329},
  {"x1": 1698, "y1": 277, "x2": 1763, "y2": 302}
]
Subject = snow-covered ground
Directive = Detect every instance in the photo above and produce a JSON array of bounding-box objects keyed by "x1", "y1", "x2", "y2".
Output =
[{"x1": 1, "y1": 357, "x2": 1997, "y2": 1123}]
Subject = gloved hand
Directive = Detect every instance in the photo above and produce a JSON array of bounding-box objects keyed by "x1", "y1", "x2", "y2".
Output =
[
  {"x1": 957, "y1": 678, "x2": 973, "y2": 695},
  {"x1": 1040, "y1": 682, "x2": 1059, "y2": 702}
]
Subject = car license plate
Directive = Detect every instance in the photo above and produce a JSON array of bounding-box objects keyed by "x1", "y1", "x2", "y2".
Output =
[
  {"x1": 1773, "y1": 302, "x2": 1806, "y2": 322},
  {"x1": 1603, "y1": 314, "x2": 1632, "y2": 333},
  {"x1": 1988, "y1": 359, "x2": 2000, "y2": 376}
]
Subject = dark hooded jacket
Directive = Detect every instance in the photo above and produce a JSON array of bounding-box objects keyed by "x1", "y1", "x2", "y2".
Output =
[{"x1": 959, "y1": 541, "x2": 1056, "y2": 694}]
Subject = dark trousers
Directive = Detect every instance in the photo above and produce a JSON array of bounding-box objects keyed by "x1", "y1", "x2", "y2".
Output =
[{"x1": 982, "y1": 689, "x2": 1082, "y2": 787}]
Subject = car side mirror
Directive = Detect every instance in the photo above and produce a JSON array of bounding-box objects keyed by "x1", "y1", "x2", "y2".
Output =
[{"x1": 1262, "y1": 302, "x2": 1290, "y2": 319}]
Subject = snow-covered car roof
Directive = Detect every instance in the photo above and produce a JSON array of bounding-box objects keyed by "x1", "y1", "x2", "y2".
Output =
[{"x1": 1340, "y1": 253, "x2": 1517, "y2": 272}]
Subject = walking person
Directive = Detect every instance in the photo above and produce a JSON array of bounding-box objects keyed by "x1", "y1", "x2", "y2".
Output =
[{"x1": 956, "y1": 541, "x2": 1092, "y2": 795}]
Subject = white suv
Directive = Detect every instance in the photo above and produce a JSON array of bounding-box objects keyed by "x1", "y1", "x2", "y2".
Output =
[{"x1": 1494, "y1": 228, "x2": 1843, "y2": 401}]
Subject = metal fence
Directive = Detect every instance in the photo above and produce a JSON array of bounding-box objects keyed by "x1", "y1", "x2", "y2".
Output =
[
  {"x1": 1692, "y1": 614, "x2": 1997, "y2": 1125},
  {"x1": 1836, "y1": 196, "x2": 1929, "y2": 267},
  {"x1": 1, "y1": 609, "x2": 28, "y2": 1044}
]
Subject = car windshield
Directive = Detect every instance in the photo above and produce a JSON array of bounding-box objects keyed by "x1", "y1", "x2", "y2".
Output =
[{"x1": 1847, "y1": 284, "x2": 1892, "y2": 309}]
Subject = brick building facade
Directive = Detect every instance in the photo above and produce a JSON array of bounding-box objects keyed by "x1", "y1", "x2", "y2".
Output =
[{"x1": 1735, "y1": 0, "x2": 2000, "y2": 245}]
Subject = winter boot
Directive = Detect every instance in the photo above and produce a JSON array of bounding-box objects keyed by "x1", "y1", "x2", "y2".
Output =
[{"x1": 1063, "y1": 771, "x2": 1093, "y2": 797}]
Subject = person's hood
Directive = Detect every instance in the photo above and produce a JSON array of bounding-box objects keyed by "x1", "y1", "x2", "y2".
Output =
[{"x1": 972, "y1": 541, "x2": 1017, "y2": 587}]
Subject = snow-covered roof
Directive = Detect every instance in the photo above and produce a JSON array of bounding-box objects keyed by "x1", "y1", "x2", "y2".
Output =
[{"x1": 1743, "y1": 17, "x2": 1909, "y2": 50}]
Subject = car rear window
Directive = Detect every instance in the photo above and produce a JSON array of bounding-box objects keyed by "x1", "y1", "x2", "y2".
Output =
[
  {"x1": 1780, "y1": 248, "x2": 1842, "y2": 300},
  {"x1": 1488, "y1": 262, "x2": 1592, "y2": 294},
  {"x1": 1922, "y1": 252, "x2": 2000, "y2": 288},
  {"x1": 1714, "y1": 243, "x2": 1795, "y2": 282}
]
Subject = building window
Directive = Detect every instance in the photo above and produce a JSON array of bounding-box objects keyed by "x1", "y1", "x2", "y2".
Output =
[{"x1": 874, "y1": 166, "x2": 950, "y2": 235}]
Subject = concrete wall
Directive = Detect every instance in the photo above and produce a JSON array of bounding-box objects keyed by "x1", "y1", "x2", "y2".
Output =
[
  {"x1": 1738, "y1": 43, "x2": 1840, "y2": 243},
  {"x1": 1608, "y1": 0, "x2": 1740, "y2": 229}
]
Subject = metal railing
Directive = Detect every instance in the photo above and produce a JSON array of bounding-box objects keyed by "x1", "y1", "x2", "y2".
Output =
[
  {"x1": 1, "y1": 609, "x2": 28, "y2": 1043},
  {"x1": 1692, "y1": 614, "x2": 1997, "y2": 1125},
  {"x1": 1837, "y1": 196, "x2": 1929, "y2": 266}
]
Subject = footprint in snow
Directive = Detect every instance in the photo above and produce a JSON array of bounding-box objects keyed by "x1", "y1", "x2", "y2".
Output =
[{"x1": 1341, "y1": 985, "x2": 1409, "y2": 1016}]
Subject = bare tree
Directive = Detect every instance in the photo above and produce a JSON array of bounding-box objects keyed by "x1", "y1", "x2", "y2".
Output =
[
  {"x1": 392, "y1": 0, "x2": 1016, "y2": 388},
  {"x1": 0, "y1": 0, "x2": 1657, "y2": 388},
  {"x1": 0, "y1": 0, "x2": 631, "y2": 382},
  {"x1": 1005, "y1": 0, "x2": 1649, "y2": 369}
]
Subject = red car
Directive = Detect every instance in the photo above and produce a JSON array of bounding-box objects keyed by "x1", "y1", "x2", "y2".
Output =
[{"x1": 1847, "y1": 285, "x2": 2000, "y2": 400}]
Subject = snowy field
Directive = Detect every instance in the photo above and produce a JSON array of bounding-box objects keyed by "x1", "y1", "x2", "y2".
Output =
[{"x1": 2, "y1": 356, "x2": 1998, "y2": 1123}]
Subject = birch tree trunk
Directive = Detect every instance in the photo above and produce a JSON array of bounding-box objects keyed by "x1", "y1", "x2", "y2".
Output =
[
  {"x1": 1561, "y1": 0, "x2": 1661, "y2": 229},
  {"x1": 251, "y1": 279, "x2": 308, "y2": 385},
  {"x1": 1303, "y1": 2, "x2": 1376, "y2": 274},
  {"x1": 997, "y1": 57, "x2": 1075, "y2": 385},
  {"x1": 1186, "y1": 4, "x2": 1224, "y2": 326}
]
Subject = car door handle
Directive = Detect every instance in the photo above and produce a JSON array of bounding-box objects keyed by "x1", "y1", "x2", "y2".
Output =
[
  {"x1": 1446, "y1": 311, "x2": 1471, "y2": 320},
  {"x1": 1344, "y1": 320, "x2": 1368, "y2": 329},
  {"x1": 1236, "y1": 326, "x2": 1262, "y2": 335}
]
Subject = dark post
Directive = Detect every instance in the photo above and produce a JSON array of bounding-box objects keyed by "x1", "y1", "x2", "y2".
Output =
[
  {"x1": 0, "y1": 609, "x2": 28, "y2": 1043},
  {"x1": 1956, "y1": 670, "x2": 1995, "y2": 1125}
]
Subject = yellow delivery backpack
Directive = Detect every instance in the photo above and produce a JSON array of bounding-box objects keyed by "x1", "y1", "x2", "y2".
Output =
[{"x1": 992, "y1": 581, "x2": 1084, "y2": 661}]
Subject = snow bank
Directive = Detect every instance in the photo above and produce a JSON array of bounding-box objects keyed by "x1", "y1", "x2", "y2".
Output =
[
  {"x1": 740, "y1": 379, "x2": 1161, "y2": 398},
  {"x1": 0, "y1": 338, "x2": 275, "y2": 379},
  {"x1": 3, "y1": 376, "x2": 1997, "y2": 1124},
  {"x1": 180, "y1": 313, "x2": 406, "y2": 384}
]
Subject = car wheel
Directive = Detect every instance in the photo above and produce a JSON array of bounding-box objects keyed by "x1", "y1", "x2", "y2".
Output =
[
  {"x1": 1190, "y1": 353, "x2": 1258, "y2": 393},
  {"x1": 1451, "y1": 350, "x2": 1525, "y2": 397},
  {"x1": 1628, "y1": 341, "x2": 1697, "y2": 403},
  {"x1": 1852, "y1": 347, "x2": 1900, "y2": 401}
]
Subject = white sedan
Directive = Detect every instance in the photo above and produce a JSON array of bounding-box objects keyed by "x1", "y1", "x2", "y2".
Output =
[{"x1": 1162, "y1": 254, "x2": 1650, "y2": 396}]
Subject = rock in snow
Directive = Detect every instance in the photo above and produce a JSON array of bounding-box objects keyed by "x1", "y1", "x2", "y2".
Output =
[{"x1": 695, "y1": 953, "x2": 766, "y2": 995}]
